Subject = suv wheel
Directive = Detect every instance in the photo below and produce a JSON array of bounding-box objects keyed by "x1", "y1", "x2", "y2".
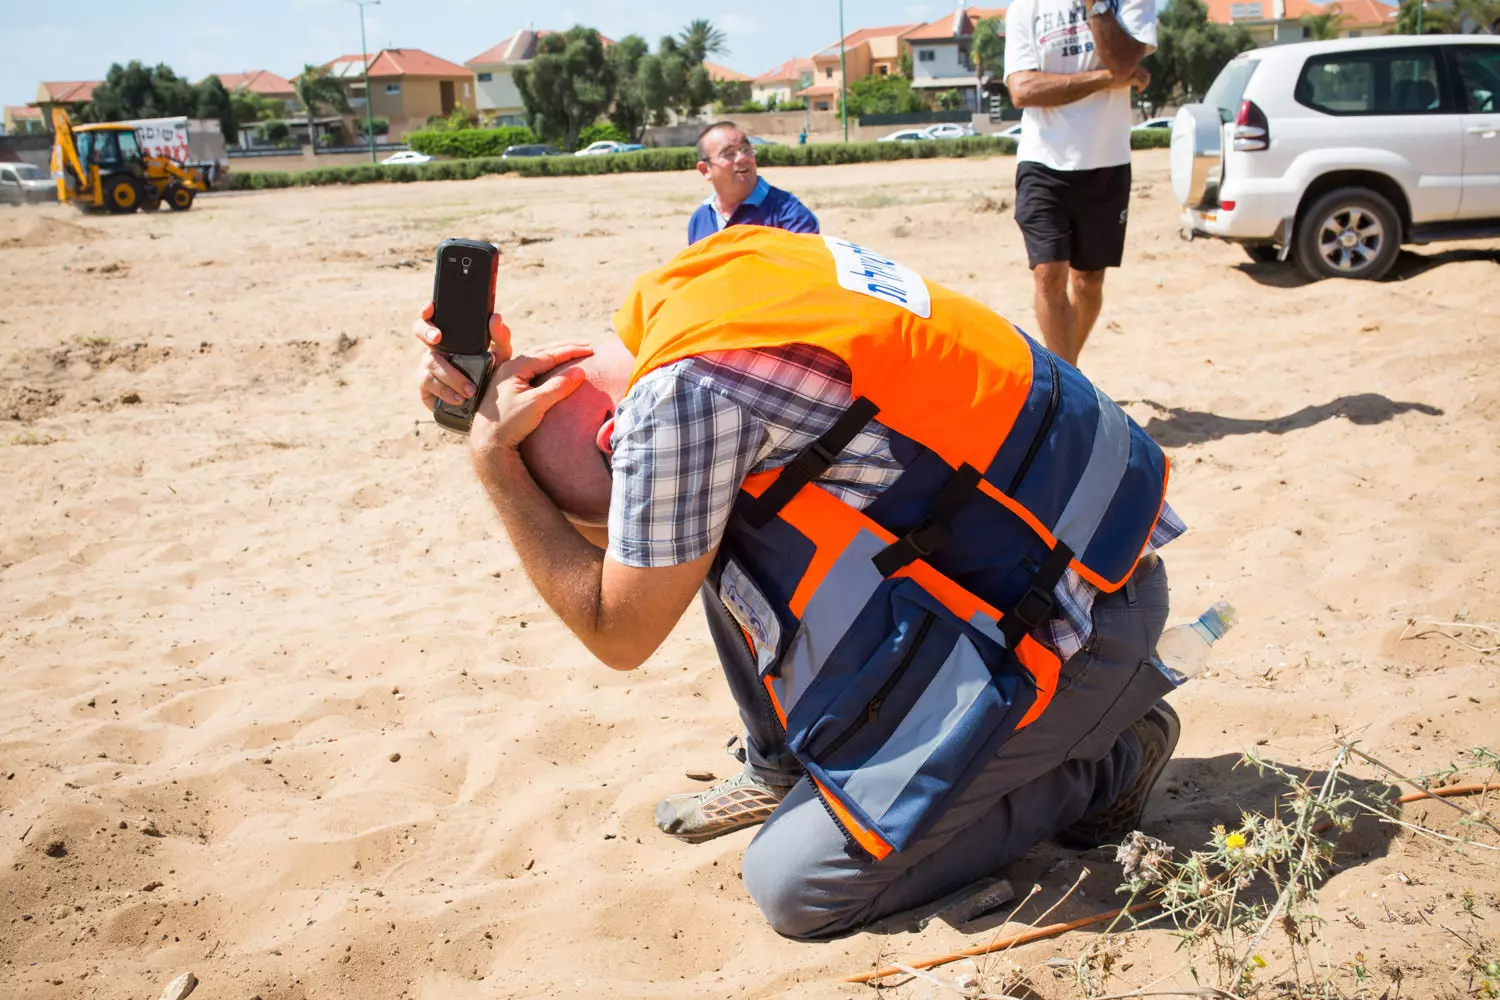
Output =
[{"x1": 1294, "y1": 187, "x2": 1400, "y2": 282}]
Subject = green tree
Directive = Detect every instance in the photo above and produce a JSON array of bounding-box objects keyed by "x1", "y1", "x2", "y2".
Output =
[
  {"x1": 608, "y1": 34, "x2": 652, "y2": 140},
  {"x1": 1300, "y1": 10, "x2": 1348, "y2": 39},
  {"x1": 356, "y1": 115, "x2": 390, "y2": 137},
  {"x1": 293, "y1": 64, "x2": 352, "y2": 138},
  {"x1": 230, "y1": 89, "x2": 284, "y2": 128},
  {"x1": 513, "y1": 26, "x2": 616, "y2": 151},
  {"x1": 841, "y1": 74, "x2": 926, "y2": 115},
  {"x1": 195, "y1": 75, "x2": 237, "y2": 143},
  {"x1": 1140, "y1": 0, "x2": 1255, "y2": 107},
  {"x1": 1394, "y1": 0, "x2": 1500, "y2": 32},
  {"x1": 973, "y1": 15, "x2": 1005, "y2": 106},
  {"x1": 936, "y1": 88, "x2": 965, "y2": 110},
  {"x1": 713, "y1": 77, "x2": 753, "y2": 109},
  {"x1": 84, "y1": 61, "x2": 199, "y2": 121},
  {"x1": 679, "y1": 19, "x2": 728, "y2": 63}
]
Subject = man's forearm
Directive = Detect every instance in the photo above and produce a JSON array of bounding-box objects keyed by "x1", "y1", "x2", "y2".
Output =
[
  {"x1": 1089, "y1": 12, "x2": 1148, "y2": 75},
  {"x1": 476, "y1": 448, "x2": 618, "y2": 662},
  {"x1": 1009, "y1": 69, "x2": 1118, "y2": 108}
]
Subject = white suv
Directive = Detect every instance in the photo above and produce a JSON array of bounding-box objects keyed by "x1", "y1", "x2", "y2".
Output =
[{"x1": 1172, "y1": 35, "x2": 1500, "y2": 281}]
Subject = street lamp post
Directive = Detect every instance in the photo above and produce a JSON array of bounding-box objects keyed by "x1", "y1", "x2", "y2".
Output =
[
  {"x1": 838, "y1": 0, "x2": 849, "y2": 143},
  {"x1": 350, "y1": 0, "x2": 381, "y2": 163}
]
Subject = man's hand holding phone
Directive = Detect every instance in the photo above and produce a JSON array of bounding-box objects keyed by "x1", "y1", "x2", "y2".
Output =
[{"x1": 413, "y1": 303, "x2": 512, "y2": 411}]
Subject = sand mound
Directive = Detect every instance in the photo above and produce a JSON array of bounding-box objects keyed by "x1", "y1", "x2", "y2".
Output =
[{"x1": 0, "y1": 215, "x2": 101, "y2": 249}]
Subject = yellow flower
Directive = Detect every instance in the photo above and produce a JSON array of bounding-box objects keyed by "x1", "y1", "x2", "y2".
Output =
[{"x1": 1225, "y1": 832, "x2": 1247, "y2": 850}]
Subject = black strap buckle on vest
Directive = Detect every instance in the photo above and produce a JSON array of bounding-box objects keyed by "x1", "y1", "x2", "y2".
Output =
[
  {"x1": 999, "y1": 539, "x2": 1076, "y2": 649},
  {"x1": 742, "y1": 396, "x2": 881, "y2": 529},
  {"x1": 871, "y1": 463, "x2": 982, "y2": 578}
]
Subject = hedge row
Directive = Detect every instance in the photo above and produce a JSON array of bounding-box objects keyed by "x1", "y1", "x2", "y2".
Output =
[
  {"x1": 406, "y1": 126, "x2": 537, "y2": 158},
  {"x1": 227, "y1": 130, "x2": 1171, "y2": 191}
]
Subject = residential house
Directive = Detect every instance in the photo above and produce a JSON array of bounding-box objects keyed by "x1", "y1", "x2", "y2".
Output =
[
  {"x1": 752, "y1": 57, "x2": 815, "y2": 107},
  {"x1": 466, "y1": 30, "x2": 616, "y2": 127},
  {"x1": 905, "y1": 7, "x2": 1006, "y2": 111},
  {"x1": 325, "y1": 48, "x2": 475, "y2": 138},
  {"x1": 704, "y1": 61, "x2": 753, "y2": 106},
  {"x1": 801, "y1": 23, "x2": 924, "y2": 111},
  {"x1": 30, "y1": 81, "x2": 100, "y2": 129},
  {"x1": 205, "y1": 70, "x2": 298, "y2": 115},
  {"x1": 3, "y1": 105, "x2": 47, "y2": 135},
  {"x1": 1204, "y1": 0, "x2": 1396, "y2": 45}
]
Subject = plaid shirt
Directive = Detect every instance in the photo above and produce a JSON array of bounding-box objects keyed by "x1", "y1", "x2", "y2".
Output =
[{"x1": 606, "y1": 344, "x2": 1184, "y2": 661}]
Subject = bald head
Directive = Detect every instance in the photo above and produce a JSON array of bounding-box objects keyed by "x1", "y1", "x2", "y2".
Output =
[{"x1": 518, "y1": 338, "x2": 634, "y2": 525}]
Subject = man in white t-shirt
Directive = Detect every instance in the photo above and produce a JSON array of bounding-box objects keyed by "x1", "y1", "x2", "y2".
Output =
[{"x1": 1003, "y1": 0, "x2": 1156, "y2": 366}]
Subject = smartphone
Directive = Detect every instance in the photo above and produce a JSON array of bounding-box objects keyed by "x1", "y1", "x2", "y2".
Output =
[{"x1": 430, "y1": 238, "x2": 500, "y2": 433}]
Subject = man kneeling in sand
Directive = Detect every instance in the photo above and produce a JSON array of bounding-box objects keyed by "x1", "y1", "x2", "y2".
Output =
[{"x1": 413, "y1": 227, "x2": 1187, "y2": 939}]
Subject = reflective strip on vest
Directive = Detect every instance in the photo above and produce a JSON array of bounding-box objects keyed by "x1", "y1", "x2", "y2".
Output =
[
  {"x1": 840, "y1": 634, "x2": 992, "y2": 826},
  {"x1": 1053, "y1": 386, "x2": 1132, "y2": 559}
]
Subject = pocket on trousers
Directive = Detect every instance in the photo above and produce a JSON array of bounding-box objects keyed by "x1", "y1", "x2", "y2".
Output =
[
  {"x1": 784, "y1": 578, "x2": 1038, "y2": 853},
  {"x1": 1064, "y1": 658, "x2": 1176, "y2": 763}
]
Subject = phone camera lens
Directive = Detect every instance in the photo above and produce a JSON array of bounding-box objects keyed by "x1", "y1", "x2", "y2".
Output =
[{"x1": 461, "y1": 256, "x2": 472, "y2": 268}]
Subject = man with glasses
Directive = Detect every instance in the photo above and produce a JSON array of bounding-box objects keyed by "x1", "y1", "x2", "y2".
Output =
[{"x1": 688, "y1": 122, "x2": 819, "y2": 245}]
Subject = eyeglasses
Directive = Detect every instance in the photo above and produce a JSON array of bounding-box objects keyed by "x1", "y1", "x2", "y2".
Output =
[{"x1": 703, "y1": 143, "x2": 756, "y2": 165}]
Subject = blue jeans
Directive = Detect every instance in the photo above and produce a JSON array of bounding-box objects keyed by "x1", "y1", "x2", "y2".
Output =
[{"x1": 706, "y1": 556, "x2": 1174, "y2": 939}]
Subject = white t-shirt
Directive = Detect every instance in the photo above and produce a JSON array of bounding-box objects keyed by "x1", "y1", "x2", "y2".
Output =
[{"x1": 1003, "y1": 0, "x2": 1157, "y2": 171}]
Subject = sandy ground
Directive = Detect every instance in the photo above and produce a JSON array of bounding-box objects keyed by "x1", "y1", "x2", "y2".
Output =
[{"x1": 2, "y1": 150, "x2": 1499, "y2": 1000}]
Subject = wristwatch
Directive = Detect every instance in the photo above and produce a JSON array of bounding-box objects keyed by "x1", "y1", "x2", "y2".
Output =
[{"x1": 1089, "y1": 0, "x2": 1115, "y2": 14}]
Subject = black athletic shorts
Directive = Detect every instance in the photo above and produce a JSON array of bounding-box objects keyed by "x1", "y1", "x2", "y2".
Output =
[{"x1": 1014, "y1": 161, "x2": 1132, "y2": 271}]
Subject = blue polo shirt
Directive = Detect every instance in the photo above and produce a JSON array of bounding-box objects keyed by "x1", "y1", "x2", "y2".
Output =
[{"x1": 687, "y1": 177, "x2": 820, "y2": 245}]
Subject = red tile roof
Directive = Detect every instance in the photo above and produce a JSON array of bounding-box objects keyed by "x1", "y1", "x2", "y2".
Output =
[
  {"x1": 206, "y1": 70, "x2": 296, "y2": 96},
  {"x1": 905, "y1": 7, "x2": 1007, "y2": 41},
  {"x1": 325, "y1": 48, "x2": 472, "y2": 78},
  {"x1": 40, "y1": 81, "x2": 99, "y2": 103},
  {"x1": 814, "y1": 23, "x2": 925, "y2": 59},
  {"x1": 466, "y1": 29, "x2": 617, "y2": 66},
  {"x1": 1327, "y1": 0, "x2": 1398, "y2": 26},
  {"x1": 703, "y1": 61, "x2": 752, "y2": 82},
  {"x1": 7, "y1": 105, "x2": 43, "y2": 119},
  {"x1": 755, "y1": 57, "x2": 815, "y2": 83}
]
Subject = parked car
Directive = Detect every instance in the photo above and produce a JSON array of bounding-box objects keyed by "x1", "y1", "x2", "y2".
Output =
[
  {"x1": 0, "y1": 162, "x2": 57, "y2": 205},
  {"x1": 501, "y1": 144, "x2": 562, "y2": 159},
  {"x1": 1132, "y1": 117, "x2": 1174, "y2": 131},
  {"x1": 878, "y1": 128, "x2": 930, "y2": 143},
  {"x1": 381, "y1": 150, "x2": 433, "y2": 165},
  {"x1": 923, "y1": 123, "x2": 977, "y2": 140},
  {"x1": 1173, "y1": 35, "x2": 1500, "y2": 281},
  {"x1": 575, "y1": 140, "x2": 626, "y2": 156},
  {"x1": 618, "y1": 143, "x2": 645, "y2": 153},
  {"x1": 746, "y1": 135, "x2": 780, "y2": 147},
  {"x1": 997, "y1": 123, "x2": 1025, "y2": 138}
]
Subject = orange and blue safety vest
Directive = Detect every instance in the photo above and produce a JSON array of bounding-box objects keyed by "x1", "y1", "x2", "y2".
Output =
[{"x1": 614, "y1": 227, "x2": 1171, "y2": 860}]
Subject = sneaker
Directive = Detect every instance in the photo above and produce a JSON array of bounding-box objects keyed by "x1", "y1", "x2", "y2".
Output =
[
  {"x1": 654, "y1": 770, "x2": 791, "y2": 844},
  {"x1": 1055, "y1": 701, "x2": 1181, "y2": 851}
]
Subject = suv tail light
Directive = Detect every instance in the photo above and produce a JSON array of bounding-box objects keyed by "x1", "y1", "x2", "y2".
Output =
[{"x1": 1232, "y1": 100, "x2": 1269, "y2": 152}]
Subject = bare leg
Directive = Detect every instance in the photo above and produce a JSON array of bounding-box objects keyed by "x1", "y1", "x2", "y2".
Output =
[
  {"x1": 1066, "y1": 268, "x2": 1108, "y2": 367},
  {"x1": 1031, "y1": 261, "x2": 1074, "y2": 362}
]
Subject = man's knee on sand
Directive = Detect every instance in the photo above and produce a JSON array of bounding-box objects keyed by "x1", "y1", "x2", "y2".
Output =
[
  {"x1": 741, "y1": 825, "x2": 860, "y2": 940},
  {"x1": 738, "y1": 784, "x2": 871, "y2": 940}
]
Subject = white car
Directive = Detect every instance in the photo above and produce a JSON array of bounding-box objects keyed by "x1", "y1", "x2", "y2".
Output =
[
  {"x1": 923, "y1": 123, "x2": 977, "y2": 140},
  {"x1": 575, "y1": 140, "x2": 625, "y2": 156},
  {"x1": 381, "y1": 150, "x2": 432, "y2": 165},
  {"x1": 1132, "y1": 116, "x2": 1174, "y2": 131},
  {"x1": 1173, "y1": 35, "x2": 1500, "y2": 281},
  {"x1": 997, "y1": 123, "x2": 1024, "y2": 139},
  {"x1": 878, "y1": 128, "x2": 930, "y2": 143}
]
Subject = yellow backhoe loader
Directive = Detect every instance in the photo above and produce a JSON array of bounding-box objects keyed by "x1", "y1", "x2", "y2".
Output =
[{"x1": 50, "y1": 108, "x2": 209, "y2": 214}]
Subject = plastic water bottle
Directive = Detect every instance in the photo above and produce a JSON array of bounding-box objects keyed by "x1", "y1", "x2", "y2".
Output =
[{"x1": 1153, "y1": 601, "x2": 1237, "y2": 686}]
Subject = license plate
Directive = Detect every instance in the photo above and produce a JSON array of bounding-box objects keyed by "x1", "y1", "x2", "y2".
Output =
[{"x1": 1201, "y1": 212, "x2": 1217, "y2": 223}]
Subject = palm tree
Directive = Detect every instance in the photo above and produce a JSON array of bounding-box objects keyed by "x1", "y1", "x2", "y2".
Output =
[
  {"x1": 679, "y1": 19, "x2": 728, "y2": 64},
  {"x1": 293, "y1": 64, "x2": 352, "y2": 143},
  {"x1": 1300, "y1": 9, "x2": 1349, "y2": 39}
]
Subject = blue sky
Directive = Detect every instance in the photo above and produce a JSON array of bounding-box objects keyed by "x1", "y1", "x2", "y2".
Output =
[{"x1": 2, "y1": 0, "x2": 977, "y2": 111}]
